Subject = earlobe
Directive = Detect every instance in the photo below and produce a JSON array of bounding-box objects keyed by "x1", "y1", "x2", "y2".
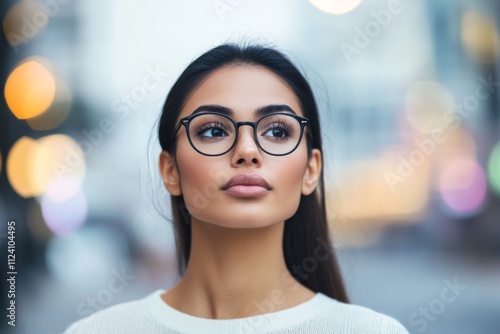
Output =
[
  {"x1": 159, "y1": 151, "x2": 182, "y2": 196},
  {"x1": 302, "y1": 149, "x2": 322, "y2": 196}
]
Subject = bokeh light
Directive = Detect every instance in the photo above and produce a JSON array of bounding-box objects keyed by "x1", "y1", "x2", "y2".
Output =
[
  {"x1": 308, "y1": 0, "x2": 362, "y2": 15},
  {"x1": 461, "y1": 11, "x2": 500, "y2": 64},
  {"x1": 34, "y1": 134, "x2": 86, "y2": 202},
  {"x1": 487, "y1": 142, "x2": 500, "y2": 195},
  {"x1": 26, "y1": 77, "x2": 72, "y2": 130},
  {"x1": 328, "y1": 154, "x2": 429, "y2": 247},
  {"x1": 6, "y1": 134, "x2": 85, "y2": 199},
  {"x1": 427, "y1": 127, "x2": 478, "y2": 189},
  {"x1": 5, "y1": 58, "x2": 56, "y2": 119},
  {"x1": 2, "y1": 0, "x2": 49, "y2": 50},
  {"x1": 404, "y1": 81, "x2": 455, "y2": 133},
  {"x1": 41, "y1": 189, "x2": 88, "y2": 236},
  {"x1": 439, "y1": 158, "x2": 487, "y2": 216},
  {"x1": 44, "y1": 177, "x2": 83, "y2": 203},
  {"x1": 6, "y1": 136, "x2": 40, "y2": 197}
]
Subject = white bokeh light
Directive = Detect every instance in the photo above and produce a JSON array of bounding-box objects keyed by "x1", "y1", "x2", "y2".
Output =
[{"x1": 308, "y1": 0, "x2": 362, "y2": 15}]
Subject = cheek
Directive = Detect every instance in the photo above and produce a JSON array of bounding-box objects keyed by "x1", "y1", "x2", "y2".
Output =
[
  {"x1": 277, "y1": 159, "x2": 308, "y2": 196},
  {"x1": 267, "y1": 149, "x2": 310, "y2": 217},
  {"x1": 175, "y1": 143, "x2": 227, "y2": 215},
  {"x1": 279, "y1": 143, "x2": 309, "y2": 185},
  {"x1": 275, "y1": 161, "x2": 306, "y2": 189}
]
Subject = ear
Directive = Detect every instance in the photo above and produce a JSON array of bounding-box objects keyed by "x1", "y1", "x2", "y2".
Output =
[
  {"x1": 159, "y1": 151, "x2": 182, "y2": 196},
  {"x1": 302, "y1": 148, "x2": 322, "y2": 196}
]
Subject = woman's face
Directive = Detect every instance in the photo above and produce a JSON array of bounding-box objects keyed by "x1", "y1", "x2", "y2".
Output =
[{"x1": 161, "y1": 65, "x2": 321, "y2": 228}]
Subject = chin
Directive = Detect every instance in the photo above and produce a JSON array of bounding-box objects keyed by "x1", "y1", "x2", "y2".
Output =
[{"x1": 210, "y1": 215, "x2": 287, "y2": 229}]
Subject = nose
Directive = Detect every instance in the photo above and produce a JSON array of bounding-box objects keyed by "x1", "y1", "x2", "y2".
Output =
[{"x1": 231, "y1": 124, "x2": 262, "y2": 166}]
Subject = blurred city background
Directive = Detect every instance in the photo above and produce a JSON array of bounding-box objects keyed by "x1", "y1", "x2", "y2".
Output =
[{"x1": 1, "y1": 0, "x2": 500, "y2": 333}]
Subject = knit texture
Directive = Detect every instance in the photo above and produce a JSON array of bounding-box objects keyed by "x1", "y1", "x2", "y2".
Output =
[{"x1": 65, "y1": 290, "x2": 409, "y2": 334}]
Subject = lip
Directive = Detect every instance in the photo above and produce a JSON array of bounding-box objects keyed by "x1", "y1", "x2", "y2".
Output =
[{"x1": 221, "y1": 173, "x2": 271, "y2": 198}]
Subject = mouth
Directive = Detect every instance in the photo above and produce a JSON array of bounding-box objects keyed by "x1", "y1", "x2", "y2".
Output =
[{"x1": 221, "y1": 173, "x2": 271, "y2": 198}]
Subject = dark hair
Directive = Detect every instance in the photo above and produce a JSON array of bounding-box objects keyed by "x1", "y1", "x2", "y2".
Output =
[{"x1": 158, "y1": 42, "x2": 349, "y2": 303}]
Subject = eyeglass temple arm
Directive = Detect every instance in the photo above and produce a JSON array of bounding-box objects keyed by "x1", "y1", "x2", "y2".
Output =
[{"x1": 168, "y1": 122, "x2": 184, "y2": 145}]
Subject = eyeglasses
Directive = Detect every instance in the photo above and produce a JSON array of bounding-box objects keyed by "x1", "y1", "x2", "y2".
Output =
[{"x1": 172, "y1": 111, "x2": 310, "y2": 156}]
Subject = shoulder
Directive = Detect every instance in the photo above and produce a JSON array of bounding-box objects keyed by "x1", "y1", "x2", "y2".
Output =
[
  {"x1": 63, "y1": 292, "x2": 158, "y2": 334},
  {"x1": 315, "y1": 294, "x2": 409, "y2": 334}
]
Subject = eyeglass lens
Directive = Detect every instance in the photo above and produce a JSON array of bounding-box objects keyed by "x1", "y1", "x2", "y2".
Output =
[{"x1": 187, "y1": 113, "x2": 303, "y2": 155}]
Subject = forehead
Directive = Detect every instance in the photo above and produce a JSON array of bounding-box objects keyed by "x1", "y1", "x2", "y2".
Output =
[{"x1": 179, "y1": 65, "x2": 304, "y2": 120}]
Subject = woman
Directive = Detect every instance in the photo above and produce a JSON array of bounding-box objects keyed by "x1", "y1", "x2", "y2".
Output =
[{"x1": 65, "y1": 43, "x2": 409, "y2": 333}]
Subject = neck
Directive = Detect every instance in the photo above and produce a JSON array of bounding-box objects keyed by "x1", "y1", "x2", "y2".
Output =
[{"x1": 163, "y1": 219, "x2": 314, "y2": 319}]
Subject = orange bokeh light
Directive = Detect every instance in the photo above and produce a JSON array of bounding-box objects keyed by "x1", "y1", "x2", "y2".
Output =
[
  {"x1": 5, "y1": 58, "x2": 56, "y2": 119},
  {"x1": 6, "y1": 136, "x2": 40, "y2": 197}
]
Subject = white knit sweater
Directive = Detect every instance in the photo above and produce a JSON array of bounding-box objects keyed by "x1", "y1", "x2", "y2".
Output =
[{"x1": 64, "y1": 289, "x2": 409, "y2": 334}]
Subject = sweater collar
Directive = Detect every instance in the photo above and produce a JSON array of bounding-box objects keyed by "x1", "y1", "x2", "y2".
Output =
[{"x1": 146, "y1": 289, "x2": 334, "y2": 334}]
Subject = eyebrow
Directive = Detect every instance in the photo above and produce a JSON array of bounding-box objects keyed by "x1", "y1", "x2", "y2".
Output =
[{"x1": 190, "y1": 104, "x2": 297, "y2": 118}]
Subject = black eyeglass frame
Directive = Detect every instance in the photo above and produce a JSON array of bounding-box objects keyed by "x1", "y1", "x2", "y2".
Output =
[{"x1": 171, "y1": 111, "x2": 311, "y2": 156}]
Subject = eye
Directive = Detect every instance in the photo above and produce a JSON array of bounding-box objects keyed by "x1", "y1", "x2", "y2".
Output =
[
  {"x1": 262, "y1": 121, "x2": 293, "y2": 140},
  {"x1": 200, "y1": 128, "x2": 225, "y2": 138},
  {"x1": 265, "y1": 127, "x2": 287, "y2": 138},
  {"x1": 195, "y1": 122, "x2": 229, "y2": 139}
]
